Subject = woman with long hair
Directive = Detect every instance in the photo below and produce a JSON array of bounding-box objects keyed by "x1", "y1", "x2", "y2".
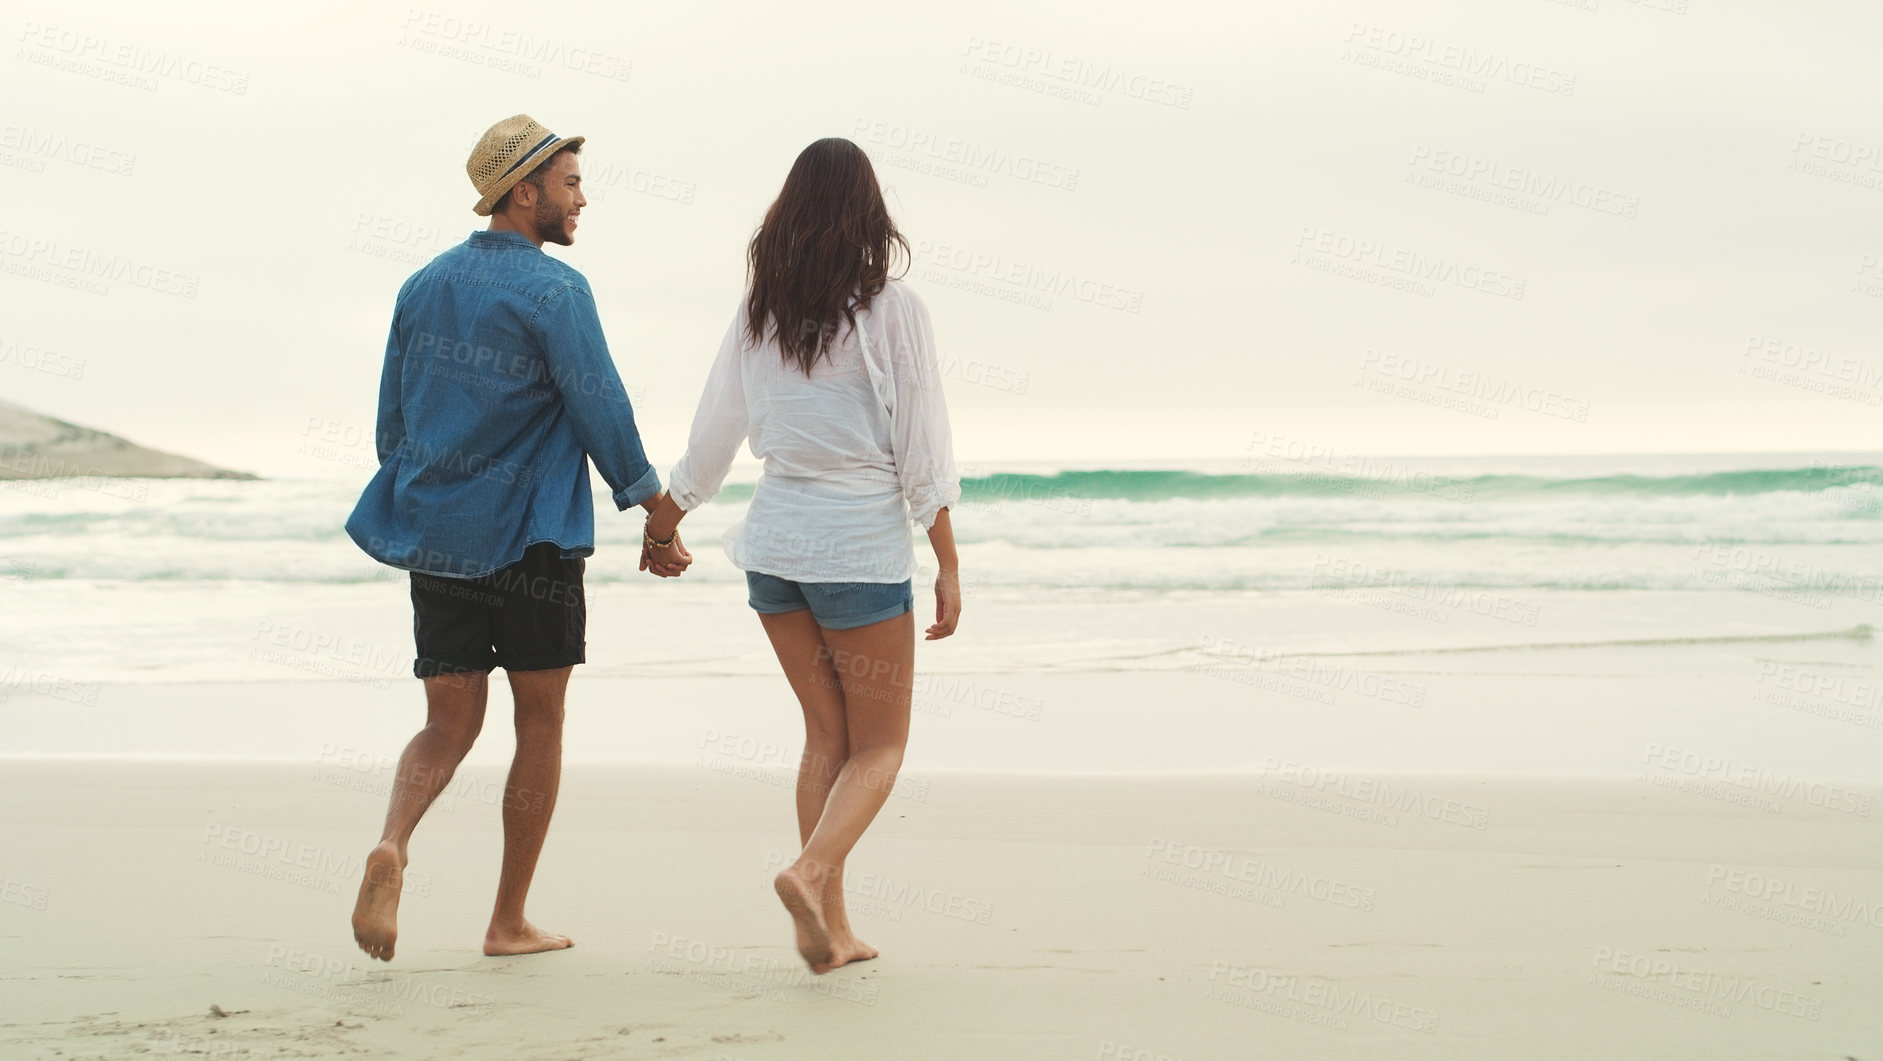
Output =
[{"x1": 641, "y1": 138, "x2": 961, "y2": 973}]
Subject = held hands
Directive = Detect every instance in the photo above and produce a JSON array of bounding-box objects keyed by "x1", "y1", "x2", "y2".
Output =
[
  {"x1": 638, "y1": 491, "x2": 692, "y2": 578},
  {"x1": 639, "y1": 530, "x2": 692, "y2": 577},
  {"x1": 926, "y1": 568, "x2": 961, "y2": 640}
]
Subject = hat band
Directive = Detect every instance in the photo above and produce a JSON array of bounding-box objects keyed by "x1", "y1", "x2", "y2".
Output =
[{"x1": 497, "y1": 133, "x2": 560, "y2": 182}]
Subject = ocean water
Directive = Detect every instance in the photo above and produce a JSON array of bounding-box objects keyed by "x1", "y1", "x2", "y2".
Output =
[
  {"x1": 4, "y1": 451, "x2": 1882, "y2": 586},
  {"x1": 2, "y1": 451, "x2": 1882, "y2": 686}
]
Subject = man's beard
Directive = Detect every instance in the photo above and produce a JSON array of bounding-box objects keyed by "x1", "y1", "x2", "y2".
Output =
[{"x1": 532, "y1": 197, "x2": 573, "y2": 246}]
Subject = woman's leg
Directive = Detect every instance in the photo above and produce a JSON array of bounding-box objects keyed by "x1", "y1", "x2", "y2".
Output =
[
  {"x1": 772, "y1": 610, "x2": 914, "y2": 972},
  {"x1": 757, "y1": 609, "x2": 874, "y2": 966}
]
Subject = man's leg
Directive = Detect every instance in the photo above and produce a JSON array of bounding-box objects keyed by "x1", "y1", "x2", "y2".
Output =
[
  {"x1": 483, "y1": 665, "x2": 575, "y2": 955},
  {"x1": 353, "y1": 670, "x2": 489, "y2": 961}
]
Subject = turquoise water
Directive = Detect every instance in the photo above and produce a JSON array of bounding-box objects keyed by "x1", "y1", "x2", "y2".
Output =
[
  {"x1": 959, "y1": 464, "x2": 1883, "y2": 501},
  {"x1": 2, "y1": 453, "x2": 1881, "y2": 592},
  {"x1": 3, "y1": 451, "x2": 1882, "y2": 693}
]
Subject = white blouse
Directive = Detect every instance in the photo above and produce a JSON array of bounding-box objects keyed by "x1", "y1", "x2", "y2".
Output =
[{"x1": 667, "y1": 280, "x2": 961, "y2": 583}]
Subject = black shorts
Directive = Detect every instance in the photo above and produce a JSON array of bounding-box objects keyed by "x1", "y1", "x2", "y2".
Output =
[{"x1": 409, "y1": 543, "x2": 586, "y2": 678}]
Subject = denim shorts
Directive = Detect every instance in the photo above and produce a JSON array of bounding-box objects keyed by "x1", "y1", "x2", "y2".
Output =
[{"x1": 745, "y1": 572, "x2": 913, "y2": 630}]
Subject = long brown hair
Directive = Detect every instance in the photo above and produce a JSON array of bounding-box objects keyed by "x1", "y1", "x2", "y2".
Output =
[{"x1": 746, "y1": 138, "x2": 908, "y2": 373}]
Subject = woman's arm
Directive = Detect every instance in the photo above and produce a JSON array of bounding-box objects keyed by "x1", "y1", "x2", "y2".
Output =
[
  {"x1": 925, "y1": 507, "x2": 960, "y2": 640},
  {"x1": 881, "y1": 288, "x2": 962, "y2": 531},
  {"x1": 879, "y1": 286, "x2": 963, "y2": 638},
  {"x1": 643, "y1": 301, "x2": 753, "y2": 575}
]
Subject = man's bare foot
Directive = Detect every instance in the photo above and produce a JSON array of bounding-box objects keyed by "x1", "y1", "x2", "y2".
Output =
[
  {"x1": 351, "y1": 841, "x2": 403, "y2": 962},
  {"x1": 774, "y1": 866, "x2": 832, "y2": 973},
  {"x1": 825, "y1": 936, "x2": 879, "y2": 970},
  {"x1": 483, "y1": 919, "x2": 574, "y2": 956}
]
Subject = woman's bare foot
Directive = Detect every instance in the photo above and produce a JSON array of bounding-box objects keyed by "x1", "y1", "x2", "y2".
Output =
[
  {"x1": 351, "y1": 842, "x2": 404, "y2": 962},
  {"x1": 774, "y1": 866, "x2": 832, "y2": 973},
  {"x1": 483, "y1": 919, "x2": 574, "y2": 956},
  {"x1": 825, "y1": 936, "x2": 879, "y2": 970}
]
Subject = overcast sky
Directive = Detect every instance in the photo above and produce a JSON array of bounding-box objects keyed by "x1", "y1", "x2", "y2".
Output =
[{"x1": 2, "y1": 0, "x2": 1881, "y2": 476}]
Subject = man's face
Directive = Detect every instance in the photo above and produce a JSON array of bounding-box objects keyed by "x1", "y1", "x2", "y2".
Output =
[{"x1": 527, "y1": 150, "x2": 585, "y2": 246}]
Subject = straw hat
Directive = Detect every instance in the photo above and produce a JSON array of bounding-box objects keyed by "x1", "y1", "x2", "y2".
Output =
[{"x1": 466, "y1": 114, "x2": 585, "y2": 216}]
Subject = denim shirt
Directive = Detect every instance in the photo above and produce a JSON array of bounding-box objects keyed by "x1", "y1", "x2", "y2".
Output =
[{"x1": 345, "y1": 229, "x2": 661, "y2": 578}]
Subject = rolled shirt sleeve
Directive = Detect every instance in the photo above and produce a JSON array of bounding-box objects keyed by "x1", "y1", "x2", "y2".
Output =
[
  {"x1": 880, "y1": 286, "x2": 961, "y2": 528},
  {"x1": 532, "y1": 282, "x2": 662, "y2": 510},
  {"x1": 668, "y1": 301, "x2": 754, "y2": 512}
]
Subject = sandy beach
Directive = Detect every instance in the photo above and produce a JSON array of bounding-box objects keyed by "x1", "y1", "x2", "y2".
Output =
[
  {"x1": 3, "y1": 757, "x2": 1879, "y2": 1060},
  {"x1": 8, "y1": 0, "x2": 1883, "y2": 1051},
  {"x1": 6, "y1": 462, "x2": 1883, "y2": 1057}
]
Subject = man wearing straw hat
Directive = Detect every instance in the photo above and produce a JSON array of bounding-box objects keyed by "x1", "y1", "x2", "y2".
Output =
[{"x1": 344, "y1": 114, "x2": 692, "y2": 962}]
